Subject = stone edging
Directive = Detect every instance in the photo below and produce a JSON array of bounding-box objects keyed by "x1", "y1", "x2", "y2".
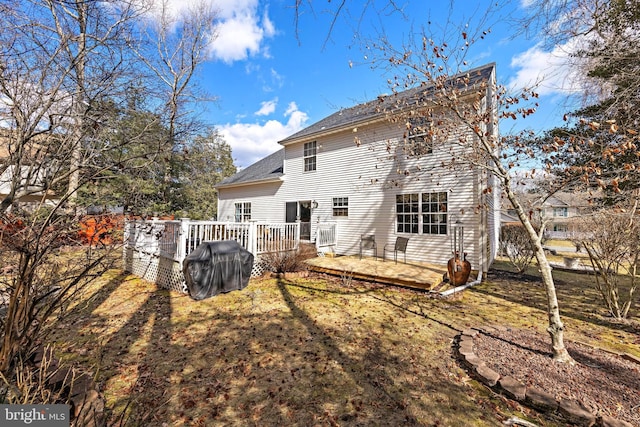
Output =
[
  {"x1": 31, "y1": 346, "x2": 105, "y2": 427},
  {"x1": 455, "y1": 327, "x2": 636, "y2": 427}
]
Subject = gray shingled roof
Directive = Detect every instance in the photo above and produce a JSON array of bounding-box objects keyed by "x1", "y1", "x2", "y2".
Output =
[
  {"x1": 215, "y1": 149, "x2": 284, "y2": 188},
  {"x1": 217, "y1": 63, "x2": 495, "y2": 188},
  {"x1": 279, "y1": 63, "x2": 495, "y2": 145}
]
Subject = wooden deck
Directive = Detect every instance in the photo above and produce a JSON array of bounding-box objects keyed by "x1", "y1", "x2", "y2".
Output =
[{"x1": 304, "y1": 255, "x2": 449, "y2": 292}]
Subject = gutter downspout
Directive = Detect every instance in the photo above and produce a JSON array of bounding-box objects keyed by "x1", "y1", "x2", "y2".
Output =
[
  {"x1": 438, "y1": 269, "x2": 482, "y2": 297},
  {"x1": 439, "y1": 154, "x2": 489, "y2": 297}
]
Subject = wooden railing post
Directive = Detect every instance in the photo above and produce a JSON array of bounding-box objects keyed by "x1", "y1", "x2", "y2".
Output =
[
  {"x1": 248, "y1": 220, "x2": 258, "y2": 255},
  {"x1": 177, "y1": 218, "x2": 190, "y2": 263}
]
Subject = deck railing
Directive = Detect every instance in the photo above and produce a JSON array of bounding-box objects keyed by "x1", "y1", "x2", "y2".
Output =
[
  {"x1": 316, "y1": 222, "x2": 338, "y2": 253},
  {"x1": 124, "y1": 218, "x2": 302, "y2": 263},
  {"x1": 123, "y1": 218, "x2": 338, "y2": 292}
]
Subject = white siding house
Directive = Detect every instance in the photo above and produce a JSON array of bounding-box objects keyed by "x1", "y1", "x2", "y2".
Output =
[{"x1": 216, "y1": 64, "x2": 500, "y2": 273}]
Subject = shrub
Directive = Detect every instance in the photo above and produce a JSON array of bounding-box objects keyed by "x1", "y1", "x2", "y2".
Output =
[
  {"x1": 574, "y1": 211, "x2": 639, "y2": 319},
  {"x1": 500, "y1": 224, "x2": 536, "y2": 274},
  {"x1": 262, "y1": 249, "x2": 307, "y2": 274}
]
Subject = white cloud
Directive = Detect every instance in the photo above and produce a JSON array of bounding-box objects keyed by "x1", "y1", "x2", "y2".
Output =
[
  {"x1": 262, "y1": 9, "x2": 275, "y2": 37},
  {"x1": 255, "y1": 98, "x2": 277, "y2": 116},
  {"x1": 218, "y1": 102, "x2": 309, "y2": 168},
  {"x1": 207, "y1": 1, "x2": 275, "y2": 63},
  {"x1": 508, "y1": 39, "x2": 586, "y2": 96},
  {"x1": 147, "y1": 0, "x2": 275, "y2": 64},
  {"x1": 257, "y1": 67, "x2": 285, "y2": 93}
]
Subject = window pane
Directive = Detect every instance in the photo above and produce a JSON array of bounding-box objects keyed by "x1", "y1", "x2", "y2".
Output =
[
  {"x1": 422, "y1": 192, "x2": 447, "y2": 235},
  {"x1": 332, "y1": 197, "x2": 348, "y2": 216},
  {"x1": 304, "y1": 141, "x2": 317, "y2": 172},
  {"x1": 396, "y1": 195, "x2": 419, "y2": 234}
]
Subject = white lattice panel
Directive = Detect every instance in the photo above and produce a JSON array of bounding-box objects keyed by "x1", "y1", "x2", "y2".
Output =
[
  {"x1": 251, "y1": 256, "x2": 270, "y2": 277},
  {"x1": 123, "y1": 248, "x2": 267, "y2": 293}
]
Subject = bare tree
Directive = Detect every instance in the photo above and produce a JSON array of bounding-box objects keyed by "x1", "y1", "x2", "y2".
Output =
[
  {"x1": 0, "y1": 0, "x2": 162, "y2": 376},
  {"x1": 501, "y1": 224, "x2": 537, "y2": 274},
  {"x1": 353, "y1": 9, "x2": 579, "y2": 361},
  {"x1": 0, "y1": 0, "x2": 221, "y2": 377},
  {"x1": 574, "y1": 202, "x2": 640, "y2": 319},
  {"x1": 129, "y1": 0, "x2": 219, "y2": 213}
]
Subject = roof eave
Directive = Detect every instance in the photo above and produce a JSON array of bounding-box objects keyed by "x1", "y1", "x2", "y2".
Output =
[
  {"x1": 215, "y1": 176, "x2": 284, "y2": 190},
  {"x1": 278, "y1": 115, "x2": 387, "y2": 146},
  {"x1": 278, "y1": 85, "x2": 488, "y2": 147}
]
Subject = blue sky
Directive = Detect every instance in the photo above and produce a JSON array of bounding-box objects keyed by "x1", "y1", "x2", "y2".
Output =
[{"x1": 175, "y1": 0, "x2": 584, "y2": 168}]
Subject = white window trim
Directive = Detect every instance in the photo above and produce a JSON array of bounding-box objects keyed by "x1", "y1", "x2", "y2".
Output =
[
  {"x1": 234, "y1": 202, "x2": 252, "y2": 222},
  {"x1": 303, "y1": 141, "x2": 317, "y2": 172},
  {"x1": 395, "y1": 192, "x2": 448, "y2": 235},
  {"x1": 406, "y1": 116, "x2": 434, "y2": 155},
  {"x1": 332, "y1": 197, "x2": 348, "y2": 217}
]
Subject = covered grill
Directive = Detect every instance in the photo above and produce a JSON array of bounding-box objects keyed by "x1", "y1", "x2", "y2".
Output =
[{"x1": 182, "y1": 240, "x2": 254, "y2": 300}]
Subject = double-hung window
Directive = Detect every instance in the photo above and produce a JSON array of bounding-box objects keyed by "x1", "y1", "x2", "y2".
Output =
[
  {"x1": 304, "y1": 141, "x2": 317, "y2": 172},
  {"x1": 332, "y1": 197, "x2": 348, "y2": 217},
  {"x1": 234, "y1": 202, "x2": 251, "y2": 222},
  {"x1": 422, "y1": 192, "x2": 448, "y2": 235},
  {"x1": 396, "y1": 192, "x2": 447, "y2": 235},
  {"x1": 406, "y1": 116, "x2": 433, "y2": 156}
]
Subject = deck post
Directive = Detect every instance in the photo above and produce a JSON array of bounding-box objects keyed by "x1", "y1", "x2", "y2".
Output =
[
  {"x1": 248, "y1": 220, "x2": 258, "y2": 255},
  {"x1": 177, "y1": 218, "x2": 190, "y2": 263}
]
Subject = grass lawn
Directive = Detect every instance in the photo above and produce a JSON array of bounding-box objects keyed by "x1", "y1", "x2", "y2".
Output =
[{"x1": 47, "y1": 261, "x2": 639, "y2": 426}]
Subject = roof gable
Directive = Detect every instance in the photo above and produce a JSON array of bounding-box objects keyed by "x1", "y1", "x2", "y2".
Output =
[
  {"x1": 217, "y1": 63, "x2": 495, "y2": 189},
  {"x1": 279, "y1": 63, "x2": 495, "y2": 145},
  {"x1": 215, "y1": 149, "x2": 284, "y2": 188}
]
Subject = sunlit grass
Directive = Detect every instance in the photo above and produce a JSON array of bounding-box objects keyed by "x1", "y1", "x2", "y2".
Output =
[{"x1": 45, "y1": 260, "x2": 639, "y2": 426}]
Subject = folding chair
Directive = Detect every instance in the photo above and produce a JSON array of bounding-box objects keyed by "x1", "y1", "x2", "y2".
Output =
[
  {"x1": 359, "y1": 234, "x2": 377, "y2": 259},
  {"x1": 383, "y1": 237, "x2": 409, "y2": 263}
]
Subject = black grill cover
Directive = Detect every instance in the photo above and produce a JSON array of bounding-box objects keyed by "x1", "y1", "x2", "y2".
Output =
[{"x1": 183, "y1": 240, "x2": 254, "y2": 300}]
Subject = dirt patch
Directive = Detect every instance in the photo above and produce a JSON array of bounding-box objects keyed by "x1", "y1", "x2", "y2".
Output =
[{"x1": 473, "y1": 327, "x2": 640, "y2": 425}]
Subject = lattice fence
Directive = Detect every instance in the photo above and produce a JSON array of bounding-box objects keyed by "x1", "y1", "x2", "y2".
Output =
[
  {"x1": 123, "y1": 246, "x2": 272, "y2": 293},
  {"x1": 122, "y1": 218, "x2": 337, "y2": 293}
]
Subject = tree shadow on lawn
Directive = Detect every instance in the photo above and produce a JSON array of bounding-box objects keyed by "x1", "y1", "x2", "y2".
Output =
[
  {"x1": 64, "y1": 271, "x2": 132, "y2": 321},
  {"x1": 49, "y1": 271, "x2": 133, "y2": 346},
  {"x1": 103, "y1": 286, "x2": 174, "y2": 425},
  {"x1": 284, "y1": 280, "x2": 465, "y2": 334},
  {"x1": 472, "y1": 266, "x2": 640, "y2": 337},
  {"x1": 54, "y1": 273, "x2": 534, "y2": 426},
  {"x1": 274, "y1": 278, "x2": 423, "y2": 425}
]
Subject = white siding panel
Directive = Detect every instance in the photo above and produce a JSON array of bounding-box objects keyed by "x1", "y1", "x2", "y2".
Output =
[{"x1": 219, "y1": 118, "x2": 491, "y2": 270}]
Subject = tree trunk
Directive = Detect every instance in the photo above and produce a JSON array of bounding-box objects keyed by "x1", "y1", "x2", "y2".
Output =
[
  {"x1": 0, "y1": 258, "x2": 32, "y2": 374},
  {"x1": 503, "y1": 179, "x2": 574, "y2": 363},
  {"x1": 65, "y1": 1, "x2": 88, "y2": 209},
  {"x1": 534, "y1": 243, "x2": 573, "y2": 362}
]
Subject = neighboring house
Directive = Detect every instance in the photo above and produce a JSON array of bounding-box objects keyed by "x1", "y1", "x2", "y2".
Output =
[
  {"x1": 215, "y1": 64, "x2": 500, "y2": 273},
  {"x1": 502, "y1": 192, "x2": 596, "y2": 239},
  {"x1": 540, "y1": 192, "x2": 595, "y2": 239},
  {"x1": 0, "y1": 133, "x2": 56, "y2": 210}
]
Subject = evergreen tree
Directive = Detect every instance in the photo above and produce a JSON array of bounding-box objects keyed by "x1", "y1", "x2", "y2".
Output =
[{"x1": 177, "y1": 129, "x2": 237, "y2": 220}]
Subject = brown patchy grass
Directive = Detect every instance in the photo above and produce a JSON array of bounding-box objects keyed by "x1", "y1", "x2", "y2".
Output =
[
  {"x1": 479, "y1": 260, "x2": 640, "y2": 355},
  {"x1": 46, "y1": 262, "x2": 639, "y2": 426}
]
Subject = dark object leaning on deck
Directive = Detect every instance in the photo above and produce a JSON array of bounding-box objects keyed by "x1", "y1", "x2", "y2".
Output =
[{"x1": 183, "y1": 240, "x2": 254, "y2": 300}]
